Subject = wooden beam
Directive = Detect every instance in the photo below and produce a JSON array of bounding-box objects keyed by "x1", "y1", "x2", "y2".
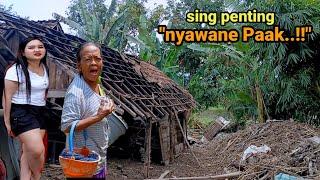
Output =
[
  {"x1": 104, "y1": 81, "x2": 137, "y2": 118},
  {"x1": 144, "y1": 171, "x2": 242, "y2": 180},
  {"x1": 159, "y1": 120, "x2": 170, "y2": 165},
  {"x1": 144, "y1": 121, "x2": 152, "y2": 178},
  {"x1": 158, "y1": 170, "x2": 171, "y2": 179},
  {"x1": 169, "y1": 113, "x2": 174, "y2": 162}
]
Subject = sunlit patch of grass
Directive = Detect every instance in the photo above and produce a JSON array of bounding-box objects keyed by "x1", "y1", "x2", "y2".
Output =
[{"x1": 188, "y1": 106, "x2": 233, "y2": 129}]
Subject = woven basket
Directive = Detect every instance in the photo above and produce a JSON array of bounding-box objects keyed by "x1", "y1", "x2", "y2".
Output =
[{"x1": 59, "y1": 121, "x2": 101, "y2": 178}]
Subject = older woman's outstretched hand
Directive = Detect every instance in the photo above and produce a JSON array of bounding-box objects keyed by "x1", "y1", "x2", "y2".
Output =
[{"x1": 97, "y1": 97, "x2": 115, "y2": 119}]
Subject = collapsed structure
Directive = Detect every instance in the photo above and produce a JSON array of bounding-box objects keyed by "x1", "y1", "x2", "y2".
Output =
[{"x1": 0, "y1": 12, "x2": 195, "y2": 176}]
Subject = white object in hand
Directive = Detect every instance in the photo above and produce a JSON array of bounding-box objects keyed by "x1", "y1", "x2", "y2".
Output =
[{"x1": 100, "y1": 96, "x2": 110, "y2": 110}]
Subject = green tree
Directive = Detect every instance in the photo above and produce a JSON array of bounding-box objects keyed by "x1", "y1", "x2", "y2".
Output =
[
  {"x1": 66, "y1": 0, "x2": 108, "y2": 27},
  {"x1": 0, "y1": 3, "x2": 17, "y2": 15},
  {"x1": 188, "y1": 0, "x2": 320, "y2": 125},
  {"x1": 53, "y1": 0, "x2": 129, "y2": 51},
  {"x1": 126, "y1": 13, "x2": 185, "y2": 84},
  {"x1": 240, "y1": 0, "x2": 320, "y2": 124}
]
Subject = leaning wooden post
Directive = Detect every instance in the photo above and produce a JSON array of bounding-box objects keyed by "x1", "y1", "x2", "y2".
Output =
[
  {"x1": 173, "y1": 110, "x2": 202, "y2": 167},
  {"x1": 144, "y1": 120, "x2": 152, "y2": 178}
]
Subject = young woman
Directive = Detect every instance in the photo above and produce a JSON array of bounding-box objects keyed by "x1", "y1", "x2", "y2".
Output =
[
  {"x1": 3, "y1": 37, "x2": 49, "y2": 180},
  {"x1": 61, "y1": 42, "x2": 115, "y2": 178}
]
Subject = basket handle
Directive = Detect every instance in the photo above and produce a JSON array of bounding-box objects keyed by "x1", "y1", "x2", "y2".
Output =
[
  {"x1": 68, "y1": 120, "x2": 79, "y2": 153},
  {"x1": 68, "y1": 120, "x2": 88, "y2": 153}
]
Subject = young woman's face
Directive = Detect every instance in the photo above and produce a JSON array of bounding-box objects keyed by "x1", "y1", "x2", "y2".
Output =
[
  {"x1": 23, "y1": 39, "x2": 46, "y2": 61},
  {"x1": 78, "y1": 45, "x2": 103, "y2": 84}
]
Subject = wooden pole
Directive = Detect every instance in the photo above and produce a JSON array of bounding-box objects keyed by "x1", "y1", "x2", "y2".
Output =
[
  {"x1": 169, "y1": 113, "x2": 174, "y2": 162},
  {"x1": 144, "y1": 121, "x2": 152, "y2": 178},
  {"x1": 144, "y1": 171, "x2": 242, "y2": 180},
  {"x1": 173, "y1": 110, "x2": 202, "y2": 167}
]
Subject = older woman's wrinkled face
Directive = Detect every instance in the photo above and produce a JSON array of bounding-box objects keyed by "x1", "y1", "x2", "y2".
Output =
[{"x1": 78, "y1": 45, "x2": 103, "y2": 84}]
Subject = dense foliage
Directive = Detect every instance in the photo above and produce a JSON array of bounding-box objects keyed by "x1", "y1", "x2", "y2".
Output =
[
  {"x1": 188, "y1": 0, "x2": 320, "y2": 125},
  {"x1": 58, "y1": 0, "x2": 320, "y2": 125}
]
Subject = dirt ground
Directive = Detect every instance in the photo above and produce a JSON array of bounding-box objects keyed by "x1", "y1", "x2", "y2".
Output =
[{"x1": 42, "y1": 121, "x2": 320, "y2": 180}]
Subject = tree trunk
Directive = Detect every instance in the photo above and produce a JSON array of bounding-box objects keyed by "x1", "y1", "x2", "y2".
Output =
[{"x1": 255, "y1": 83, "x2": 265, "y2": 123}]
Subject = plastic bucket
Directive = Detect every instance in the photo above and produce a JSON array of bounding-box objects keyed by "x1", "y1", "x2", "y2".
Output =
[{"x1": 108, "y1": 112, "x2": 128, "y2": 145}]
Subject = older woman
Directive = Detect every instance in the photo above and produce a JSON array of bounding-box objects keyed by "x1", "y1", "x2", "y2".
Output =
[{"x1": 61, "y1": 42, "x2": 114, "y2": 178}]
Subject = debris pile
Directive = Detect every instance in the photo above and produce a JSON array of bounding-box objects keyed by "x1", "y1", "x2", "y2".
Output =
[
  {"x1": 42, "y1": 121, "x2": 320, "y2": 179},
  {"x1": 201, "y1": 121, "x2": 320, "y2": 179}
]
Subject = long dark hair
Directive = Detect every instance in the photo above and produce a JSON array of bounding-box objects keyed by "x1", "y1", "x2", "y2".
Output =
[{"x1": 15, "y1": 36, "x2": 49, "y2": 103}]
